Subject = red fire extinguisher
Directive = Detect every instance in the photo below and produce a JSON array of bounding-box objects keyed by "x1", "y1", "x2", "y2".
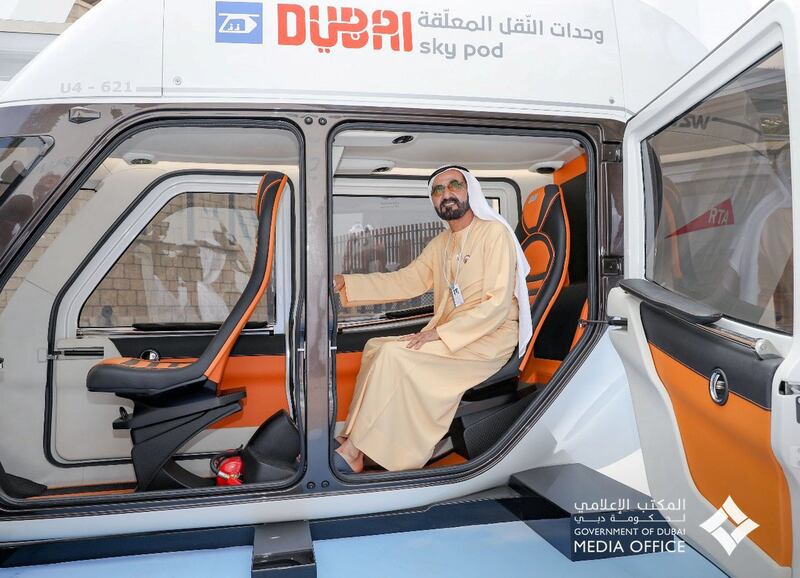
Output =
[{"x1": 211, "y1": 449, "x2": 243, "y2": 486}]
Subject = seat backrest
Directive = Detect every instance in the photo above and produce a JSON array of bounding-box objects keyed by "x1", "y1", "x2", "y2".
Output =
[
  {"x1": 198, "y1": 171, "x2": 289, "y2": 385},
  {"x1": 517, "y1": 183, "x2": 570, "y2": 370}
]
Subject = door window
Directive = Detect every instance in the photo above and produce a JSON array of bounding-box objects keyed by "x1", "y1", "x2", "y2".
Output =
[
  {"x1": 333, "y1": 194, "x2": 500, "y2": 321},
  {"x1": 80, "y1": 191, "x2": 274, "y2": 328},
  {"x1": 644, "y1": 49, "x2": 792, "y2": 332}
]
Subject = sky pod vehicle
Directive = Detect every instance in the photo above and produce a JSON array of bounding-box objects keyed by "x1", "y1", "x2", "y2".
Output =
[{"x1": 0, "y1": 0, "x2": 798, "y2": 576}]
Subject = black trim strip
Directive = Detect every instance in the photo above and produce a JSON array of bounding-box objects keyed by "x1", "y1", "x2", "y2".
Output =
[
  {"x1": 310, "y1": 494, "x2": 563, "y2": 541},
  {"x1": 336, "y1": 321, "x2": 427, "y2": 353},
  {"x1": 111, "y1": 333, "x2": 286, "y2": 359},
  {"x1": 640, "y1": 301, "x2": 779, "y2": 409}
]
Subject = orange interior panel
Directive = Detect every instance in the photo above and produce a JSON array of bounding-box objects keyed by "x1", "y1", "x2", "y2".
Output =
[
  {"x1": 649, "y1": 344, "x2": 792, "y2": 566},
  {"x1": 519, "y1": 357, "x2": 561, "y2": 385},
  {"x1": 335, "y1": 352, "x2": 362, "y2": 421},
  {"x1": 213, "y1": 355, "x2": 288, "y2": 428},
  {"x1": 427, "y1": 452, "x2": 468, "y2": 468},
  {"x1": 554, "y1": 154, "x2": 588, "y2": 186}
]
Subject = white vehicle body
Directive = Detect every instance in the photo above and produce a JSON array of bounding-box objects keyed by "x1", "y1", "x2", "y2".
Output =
[{"x1": 0, "y1": 2, "x2": 797, "y2": 578}]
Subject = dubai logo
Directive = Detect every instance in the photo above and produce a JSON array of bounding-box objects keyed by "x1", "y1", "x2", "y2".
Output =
[
  {"x1": 699, "y1": 496, "x2": 759, "y2": 555},
  {"x1": 277, "y1": 4, "x2": 413, "y2": 54}
]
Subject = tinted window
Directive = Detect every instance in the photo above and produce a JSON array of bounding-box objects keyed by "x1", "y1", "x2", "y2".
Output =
[{"x1": 645, "y1": 49, "x2": 792, "y2": 332}]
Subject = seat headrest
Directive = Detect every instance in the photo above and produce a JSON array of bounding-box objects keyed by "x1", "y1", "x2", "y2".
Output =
[{"x1": 521, "y1": 183, "x2": 561, "y2": 235}]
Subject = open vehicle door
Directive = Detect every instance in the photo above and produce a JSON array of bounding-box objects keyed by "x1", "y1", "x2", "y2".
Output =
[{"x1": 609, "y1": 1, "x2": 799, "y2": 576}]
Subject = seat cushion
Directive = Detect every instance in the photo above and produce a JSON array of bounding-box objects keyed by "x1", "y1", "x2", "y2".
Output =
[{"x1": 86, "y1": 357, "x2": 206, "y2": 397}]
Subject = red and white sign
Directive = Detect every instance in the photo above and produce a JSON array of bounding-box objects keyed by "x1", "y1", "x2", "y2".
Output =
[{"x1": 666, "y1": 198, "x2": 734, "y2": 238}]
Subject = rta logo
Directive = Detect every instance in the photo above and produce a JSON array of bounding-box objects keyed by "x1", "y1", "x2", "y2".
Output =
[
  {"x1": 216, "y1": 2, "x2": 263, "y2": 44},
  {"x1": 700, "y1": 496, "x2": 759, "y2": 556}
]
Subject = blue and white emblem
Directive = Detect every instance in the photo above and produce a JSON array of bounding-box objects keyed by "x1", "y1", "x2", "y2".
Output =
[{"x1": 215, "y1": 2, "x2": 263, "y2": 44}]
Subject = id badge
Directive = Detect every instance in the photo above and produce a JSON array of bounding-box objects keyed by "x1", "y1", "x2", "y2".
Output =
[{"x1": 450, "y1": 283, "x2": 465, "y2": 307}]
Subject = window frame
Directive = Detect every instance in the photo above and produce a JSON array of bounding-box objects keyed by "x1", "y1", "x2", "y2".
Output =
[{"x1": 0, "y1": 135, "x2": 55, "y2": 203}]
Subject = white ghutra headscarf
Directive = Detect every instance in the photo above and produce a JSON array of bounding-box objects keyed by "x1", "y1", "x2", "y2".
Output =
[{"x1": 428, "y1": 165, "x2": 532, "y2": 357}]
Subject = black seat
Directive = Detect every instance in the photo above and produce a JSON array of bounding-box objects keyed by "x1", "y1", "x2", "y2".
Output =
[
  {"x1": 87, "y1": 172, "x2": 290, "y2": 491},
  {"x1": 0, "y1": 460, "x2": 46, "y2": 499},
  {"x1": 450, "y1": 184, "x2": 571, "y2": 458}
]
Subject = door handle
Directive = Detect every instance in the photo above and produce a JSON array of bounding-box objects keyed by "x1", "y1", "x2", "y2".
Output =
[
  {"x1": 709, "y1": 368, "x2": 729, "y2": 405},
  {"x1": 52, "y1": 347, "x2": 105, "y2": 360},
  {"x1": 579, "y1": 316, "x2": 628, "y2": 329}
]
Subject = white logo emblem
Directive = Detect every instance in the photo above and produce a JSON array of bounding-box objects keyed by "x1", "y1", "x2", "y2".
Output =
[
  {"x1": 700, "y1": 496, "x2": 759, "y2": 555},
  {"x1": 218, "y1": 13, "x2": 260, "y2": 35}
]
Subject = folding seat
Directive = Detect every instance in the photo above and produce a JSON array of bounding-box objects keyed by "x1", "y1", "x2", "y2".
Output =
[{"x1": 86, "y1": 172, "x2": 290, "y2": 491}]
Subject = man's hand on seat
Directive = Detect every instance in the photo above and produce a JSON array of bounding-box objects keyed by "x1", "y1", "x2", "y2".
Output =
[{"x1": 398, "y1": 329, "x2": 441, "y2": 350}]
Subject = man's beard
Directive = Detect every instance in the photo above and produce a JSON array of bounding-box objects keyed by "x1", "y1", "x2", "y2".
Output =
[{"x1": 436, "y1": 196, "x2": 470, "y2": 220}]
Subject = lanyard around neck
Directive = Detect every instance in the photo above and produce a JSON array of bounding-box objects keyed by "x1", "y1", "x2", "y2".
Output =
[{"x1": 443, "y1": 222, "x2": 472, "y2": 288}]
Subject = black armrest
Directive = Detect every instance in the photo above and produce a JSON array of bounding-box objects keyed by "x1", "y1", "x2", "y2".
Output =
[
  {"x1": 384, "y1": 305, "x2": 434, "y2": 319},
  {"x1": 619, "y1": 279, "x2": 721, "y2": 325},
  {"x1": 132, "y1": 321, "x2": 266, "y2": 332}
]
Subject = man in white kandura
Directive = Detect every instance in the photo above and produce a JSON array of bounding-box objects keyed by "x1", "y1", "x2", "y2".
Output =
[{"x1": 332, "y1": 165, "x2": 532, "y2": 473}]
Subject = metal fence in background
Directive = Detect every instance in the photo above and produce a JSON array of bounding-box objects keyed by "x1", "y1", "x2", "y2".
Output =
[{"x1": 333, "y1": 221, "x2": 444, "y2": 319}]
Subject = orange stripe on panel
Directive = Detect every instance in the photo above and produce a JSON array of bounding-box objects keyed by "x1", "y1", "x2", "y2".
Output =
[
  {"x1": 254, "y1": 173, "x2": 268, "y2": 214},
  {"x1": 553, "y1": 154, "x2": 587, "y2": 185},
  {"x1": 648, "y1": 343, "x2": 792, "y2": 566},
  {"x1": 206, "y1": 175, "x2": 288, "y2": 385}
]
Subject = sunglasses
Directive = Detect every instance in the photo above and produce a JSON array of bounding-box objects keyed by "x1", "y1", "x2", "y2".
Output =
[{"x1": 431, "y1": 179, "x2": 466, "y2": 197}]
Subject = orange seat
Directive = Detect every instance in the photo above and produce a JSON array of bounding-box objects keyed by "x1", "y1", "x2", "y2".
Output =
[{"x1": 86, "y1": 172, "x2": 289, "y2": 491}]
